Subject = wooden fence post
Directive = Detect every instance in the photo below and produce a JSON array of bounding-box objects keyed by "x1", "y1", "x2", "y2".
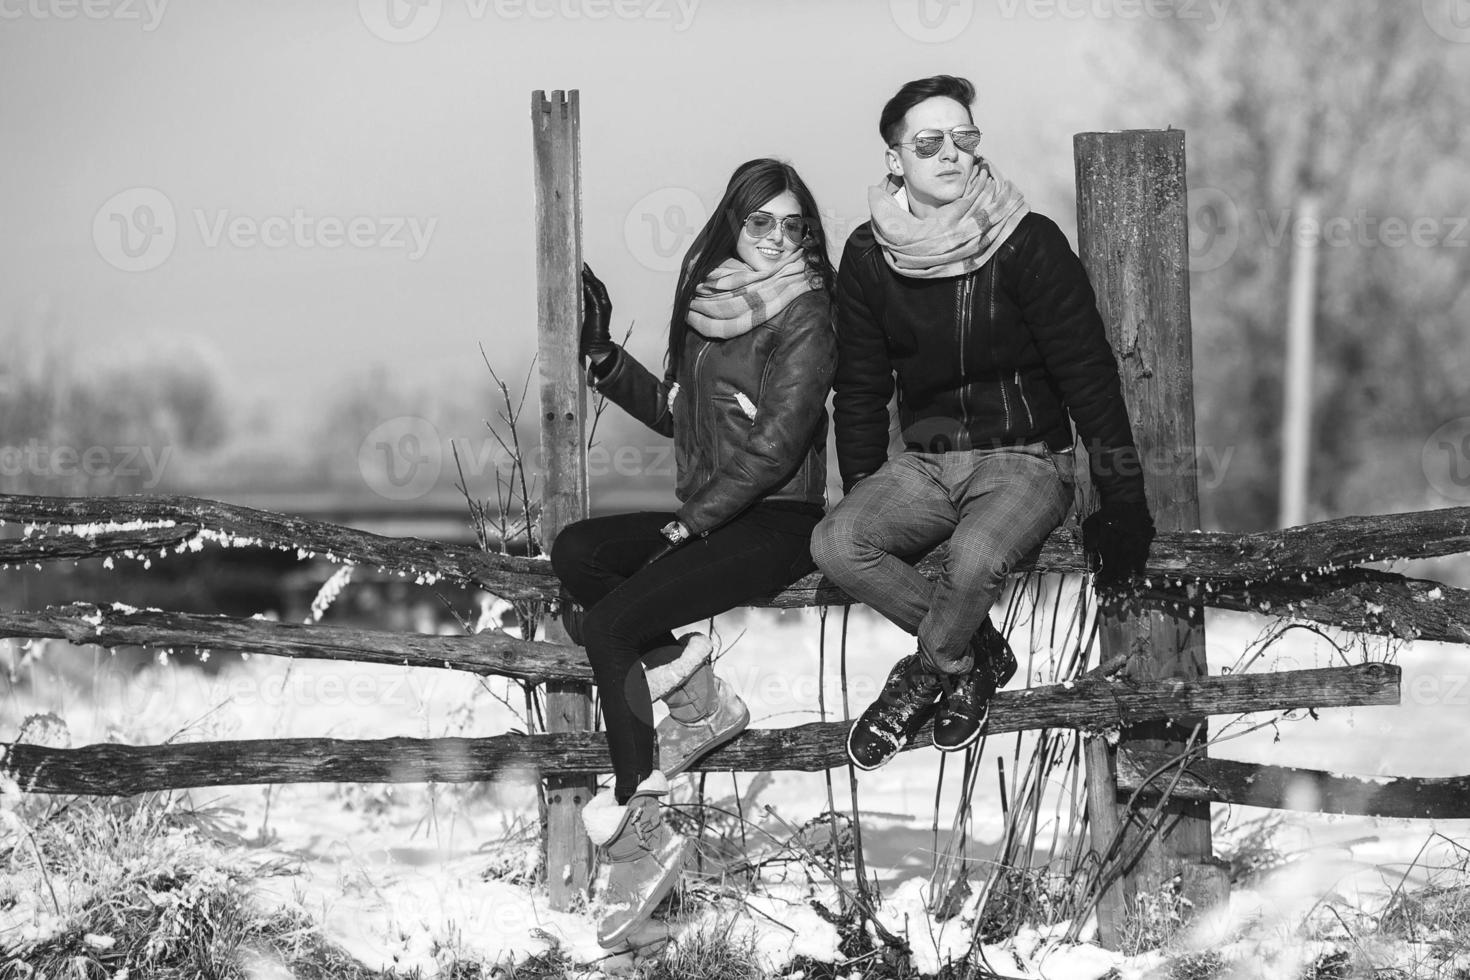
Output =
[
  {"x1": 532, "y1": 88, "x2": 594, "y2": 909},
  {"x1": 1073, "y1": 129, "x2": 1228, "y2": 945}
]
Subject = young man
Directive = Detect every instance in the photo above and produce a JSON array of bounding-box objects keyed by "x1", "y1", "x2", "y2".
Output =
[{"x1": 811, "y1": 75, "x2": 1155, "y2": 770}]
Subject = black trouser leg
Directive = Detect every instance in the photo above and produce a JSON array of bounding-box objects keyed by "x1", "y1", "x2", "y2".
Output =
[{"x1": 550, "y1": 508, "x2": 818, "y2": 801}]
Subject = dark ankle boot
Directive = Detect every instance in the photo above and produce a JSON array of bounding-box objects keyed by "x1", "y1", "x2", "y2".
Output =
[
  {"x1": 846, "y1": 650, "x2": 943, "y2": 770},
  {"x1": 933, "y1": 619, "x2": 1017, "y2": 752}
]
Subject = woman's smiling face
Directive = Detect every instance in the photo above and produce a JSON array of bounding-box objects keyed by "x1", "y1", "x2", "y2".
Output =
[{"x1": 735, "y1": 190, "x2": 803, "y2": 272}]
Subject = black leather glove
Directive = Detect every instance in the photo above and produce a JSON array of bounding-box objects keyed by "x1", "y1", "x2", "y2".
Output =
[
  {"x1": 580, "y1": 263, "x2": 616, "y2": 371},
  {"x1": 1082, "y1": 499, "x2": 1156, "y2": 587},
  {"x1": 842, "y1": 472, "x2": 873, "y2": 495}
]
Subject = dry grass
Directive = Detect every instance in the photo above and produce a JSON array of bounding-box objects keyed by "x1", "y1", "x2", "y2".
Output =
[
  {"x1": 0, "y1": 789, "x2": 471, "y2": 979},
  {"x1": 640, "y1": 918, "x2": 765, "y2": 980}
]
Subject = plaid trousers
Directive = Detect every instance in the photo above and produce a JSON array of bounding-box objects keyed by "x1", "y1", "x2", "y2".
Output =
[{"x1": 810, "y1": 445, "x2": 1075, "y2": 674}]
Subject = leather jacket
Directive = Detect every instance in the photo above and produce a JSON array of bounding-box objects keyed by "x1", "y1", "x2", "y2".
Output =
[{"x1": 591, "y1": 289, "x2": 836, "y2": 535}]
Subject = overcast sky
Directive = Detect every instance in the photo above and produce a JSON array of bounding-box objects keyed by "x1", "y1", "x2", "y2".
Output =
[{"x1": 0, "y1": 0, "x2": 1186, "y2": 425}]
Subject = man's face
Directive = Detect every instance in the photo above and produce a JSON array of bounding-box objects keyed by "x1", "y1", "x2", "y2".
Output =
[{"x1": 885, "y1": 96, "x2": 978, "y2": 212}]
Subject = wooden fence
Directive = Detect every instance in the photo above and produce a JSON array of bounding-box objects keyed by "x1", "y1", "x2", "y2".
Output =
[
  {"x1": 3, "y1": 498, "x2": 1463, "y2": 796},
  {"x1": 3, "y1": 99, "x2": 1469, "y2": 950}
]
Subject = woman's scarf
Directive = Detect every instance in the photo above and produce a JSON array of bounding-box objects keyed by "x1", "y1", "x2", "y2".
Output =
[
  {"x1": 868, "y1": 159, "x2": 1029, "y2": 279},
  {"x1": 685, "y1": 251, "x2": 816, "y2": 339}
]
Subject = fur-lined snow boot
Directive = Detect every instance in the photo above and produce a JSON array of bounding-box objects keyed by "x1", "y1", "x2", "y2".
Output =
[
  {"x1": 656, "y1": 662, "x2": 750, "y2": 777},
  {"x1": 582, "y1": 771, "x2": 692, "y2": 949},
  {"x1": 642, "y1": 633, "x2": 715, "y2": 702}
]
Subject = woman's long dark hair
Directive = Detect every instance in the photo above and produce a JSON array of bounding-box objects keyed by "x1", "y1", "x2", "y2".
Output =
[{"x1": 666, "y1": 158, "x2": 837, "y2": 373}]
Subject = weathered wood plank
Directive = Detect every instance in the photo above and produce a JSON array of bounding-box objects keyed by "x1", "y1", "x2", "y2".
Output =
[
  {"x1": 0, "y1": 603, "x2": 591, "y2": 683},
  {"x1": 1075, "y1": 127, "x2": 1214, "y2": 932},
  {"x1": 1117, "y1": 748, "x2": 1470, "y2": 820},
  {"x1": 1, "y1": 574, "x2": 1459, "y2": 700},
  {"x1": 5, "y1": 494, "x2": 1467, "y2": 600},
  {"x1": 0, "y1": 526, "x2": 197, "y2": 565},
  {"x1": 4, "y1": 664, "x2": 1397, "y2": 794},
  {"x1": 0, "y1": 493, "x2": 557, "y2": 602},
  {"x1": 532, "y1": 86, "x2": 594, "y2": 907},
  {"x1": 1143, "y1": 569, "x2": 1470, "y2": 645}
]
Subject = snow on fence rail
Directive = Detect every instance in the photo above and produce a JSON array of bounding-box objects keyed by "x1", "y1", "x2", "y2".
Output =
[
  {"x1": 4, "y1": 493, "x2": 1468, "y2": 639},
  {"x1": 0, "y1": 491, "x2": 1466, "y2": 812}
]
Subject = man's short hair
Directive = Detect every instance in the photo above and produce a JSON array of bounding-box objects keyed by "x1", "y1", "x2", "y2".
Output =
[{"x1": 879, "y1": 75, "x2": 976, "y2": 147}]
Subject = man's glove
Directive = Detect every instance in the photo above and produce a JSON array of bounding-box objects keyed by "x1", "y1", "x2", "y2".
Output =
[
  {"x1": 1082, "y1": 499, "x2": 1156, "y2": 587},
  {"x1": 842, "y1": 472, "x2": 873, "y2": 495},
  {"x1": 580, "y1": 263, "x2": 617, "y2": 372}
]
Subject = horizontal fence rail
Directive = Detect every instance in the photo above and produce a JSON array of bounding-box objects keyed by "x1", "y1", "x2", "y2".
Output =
[
  {"x1": 0, "y1": 604, "x2": 590, "y2": 684},
  {"x1": 1117, "y1": 747, "x2": 1470, "y2": 820},
  {"x1": 0, "y1": 525, "x2": 199, "y2": 565},
  {"x1": 1143, "y1": 568, "x2": 1470, "y2": 645},
  {"x1": 4, "y1": 564, "x2": 1467, "y2": 665},
  {"x1": 3, "y1": 585, "x2": 1458, "y2": 691},
  {"x1": 0, "y1": 493, "x2": 558, "y2": 602},
  {"x1": 3, "y1": 495, "x2": 1467, "y2": 640},
  {"x1": 3, "y1": 664, "x2": 1398, "y2": 794}
]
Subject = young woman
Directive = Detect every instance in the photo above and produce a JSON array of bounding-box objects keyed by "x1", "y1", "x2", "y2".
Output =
[{"x1": 550, "y1": 157, "x2": 837, "y2": 948}]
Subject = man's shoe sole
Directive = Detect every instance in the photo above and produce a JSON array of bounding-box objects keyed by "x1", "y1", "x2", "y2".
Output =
[
  {"x1": 846, "y1": 719, "x2": 902, "y2": 771},
  {"x1": 934, "y1": 704, "x2": 990, "y2": 753}
]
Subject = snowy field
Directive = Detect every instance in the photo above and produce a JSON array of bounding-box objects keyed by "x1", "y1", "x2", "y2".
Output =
[{"x1": 4, "y1": 576, "x2": 1469, "y2": 976}]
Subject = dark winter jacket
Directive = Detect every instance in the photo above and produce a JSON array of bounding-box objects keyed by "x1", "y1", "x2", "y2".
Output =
[
  {"x1": 833, "y1": 211, "x2": 1145, "y2": 504},
  {"x1": 591, "y1": 289, "x2": 837, "y2": 535}
]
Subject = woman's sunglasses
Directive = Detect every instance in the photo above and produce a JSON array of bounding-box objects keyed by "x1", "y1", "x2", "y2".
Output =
[
  {"x1": 891, "y1": 125, "x2": 983, "y2": 159},
  {"x1": 743, "y1": 211, "x2": 810, "y2": 243}
]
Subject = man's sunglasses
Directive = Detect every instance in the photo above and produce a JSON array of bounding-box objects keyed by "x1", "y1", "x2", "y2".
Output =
[
  {"x1": 743, "y1": 211, "x2": 810, "y2": 243},
  {"x1": 890, "y1": 125, "x2": 983, "y2": 159}
]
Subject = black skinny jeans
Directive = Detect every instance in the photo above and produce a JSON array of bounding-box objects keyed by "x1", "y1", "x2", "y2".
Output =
[{"x1": 550, "y1": 504, "x2": 820, "y2": 800}]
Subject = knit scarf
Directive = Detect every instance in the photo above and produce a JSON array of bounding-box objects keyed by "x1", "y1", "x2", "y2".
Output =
[
  {"x1": 869, "y1": 159, "x2": 1029, "y2": 279},
  {"x1": 685, "y1": 251, "x2": 816, "y2": 339}
]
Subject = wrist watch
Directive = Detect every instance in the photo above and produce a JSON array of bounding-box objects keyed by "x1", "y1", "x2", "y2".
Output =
[{"x1": 659, "y1": 520, "x2": 691, "y2": 545}]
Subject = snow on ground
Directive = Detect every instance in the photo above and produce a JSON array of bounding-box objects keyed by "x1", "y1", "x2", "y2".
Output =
[{"x1": 4, "y1": 578, "x2": 1470, "y2": 975}]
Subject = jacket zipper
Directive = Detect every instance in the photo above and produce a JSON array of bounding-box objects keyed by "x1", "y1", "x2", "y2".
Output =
[
  {"x1": 690, "y1": 338, "x2": 713, "y2": 406},
  {"x1": 1015, "y1": 371, "x2": 1034, "y2": 429},
  {"x1": 999, "y1": 370, "x2": 1012, "y2": 433},
  {"x1": 689, "y1": 338, "x2": 716, "y2": 537},
  {"x1": 956, "y1": 278, "x2": 968, "y2": 436},
  {"x1": 691, "y1": 337, "x2": 713, "y2": 460},
  {"x1": 987, "y1": 262, "x2": 1010, "y2": 434}
]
